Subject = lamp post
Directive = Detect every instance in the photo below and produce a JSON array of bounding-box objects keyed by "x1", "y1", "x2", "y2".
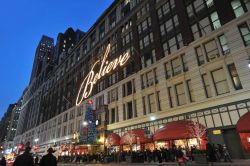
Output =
[{"x1": 34, "y1": 138, "x2": 39, "y2": 143}]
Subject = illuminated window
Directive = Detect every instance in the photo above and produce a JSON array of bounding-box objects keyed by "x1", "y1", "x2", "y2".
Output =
[
  {"x1": 218, "y1": 34, "x2": 230, "y2": 55},
  {"x1": 231, "y1": 0, "x2": 245, "y2": 17},
  {"x1": 210, "y1": 12, "x2": 221, "y2": 29},
  {"x1": 238, "y1": 23, "x2": 250, "y2": 46},
  {"x1": 227, "y1": 63, "x2": 242, "y2": 90}
]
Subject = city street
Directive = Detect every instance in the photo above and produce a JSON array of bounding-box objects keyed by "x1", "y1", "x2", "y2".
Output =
[{"x1": 58, "y1": 160, "x2": 250, "y2": 166}]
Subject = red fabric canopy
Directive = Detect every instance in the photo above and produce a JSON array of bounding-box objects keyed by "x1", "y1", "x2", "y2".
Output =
[
  {"x1": 120, "y1": 129, "x2": 152, "y2": 145},
  {"x1": 153, "y1": 120, "x2": 206, "y2": 141},
  {"x1": 236, "y1": 111, "x2": 250, "y2": 133},
  {"x1": 106, "y1": 133, "x2": 121, "y2": 146}
]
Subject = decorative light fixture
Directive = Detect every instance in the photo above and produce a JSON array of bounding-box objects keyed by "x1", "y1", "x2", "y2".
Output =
[
  {"x1": 150, "y1": 116, "x2": 156, "y2": 121},
  {"x1": 34, "y1": 138, "x2": 39, "y2": 143},
  {"x1": 248, "y1": 57, "x2": 250, "y2": 68},
  {"x1": 83, "y1": 121, "x2": 88, "y2": 126}
]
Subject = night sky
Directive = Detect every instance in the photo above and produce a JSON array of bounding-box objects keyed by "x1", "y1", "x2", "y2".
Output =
[{"x1": 0, "y1": 0, "x2": 114, "y2": 119}]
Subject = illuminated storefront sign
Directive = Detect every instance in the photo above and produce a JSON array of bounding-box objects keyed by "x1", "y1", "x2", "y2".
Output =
[
  {"x1": 76, "y1": 44, "x2": 130, "y2": 105},
  {"x1": 212, "y1": 130, "x2": 221, "y2": 135}
]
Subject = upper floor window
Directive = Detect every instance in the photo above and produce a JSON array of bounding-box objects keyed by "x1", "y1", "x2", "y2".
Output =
[
  {"x1": 137, "y1": 17, "x2": 151, "y2": 35},
  {"x1": 99, "y1": 22, "x2": 105, "y2": 39},
  {"x1": 123, "y1": 80, "x2": 135, "y2": 97},
  {"x1": 227, "y1": 63, "x2": 243, "y2": 90},
  {"x1": 218, "y1": 34, "x2": 230, "y2": 55},
  {"x1": 137, "y1": 3, "x2": 149, "y2": 20},
  {"x1": 210, "y1": 12, "x2": 221, "y2": 30},
  {"x1": 109, "y1": 10, "x2": 116, "y2": 29},
  {"x1": 231, "y1": 0, "x2": 250, "y2": 18},
  {"x1": 141, "y1": 68, "x2": 158, "y2": 89},
  {"x1": 238, "y1": 22, "x2": 250, "y2": 46},
  {"x1": 211, "y1": 68, "x2": 230, "y2": 95},
  {"x1": 175, "y1": 83, "x2": 186, "y2": 106},
  {"x1": 204, "y1": 39, "x2": 219, "y2": 61},
  {"x1": 139, "y1": 33, "x2": 154, "y2": 50}
]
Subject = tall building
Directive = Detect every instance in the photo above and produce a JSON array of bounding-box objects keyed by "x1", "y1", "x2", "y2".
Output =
[
  {"x1": 14, "y1": 0, "x2": 250, "y2": 159},
  {"x1": 0, "y1": 104, "x2": 16, "y2": 144},
  {"x1": 29, "y1": 35, "x2": 54, "y2": 84},
  {"x1": 54, "y1": 28, "x2": 85, "y2": 64}
]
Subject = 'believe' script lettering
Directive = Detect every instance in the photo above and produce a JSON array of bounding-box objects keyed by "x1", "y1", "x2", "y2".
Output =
[{"x1": 76, "y1": 44, "x2": 130, "y2": 105}]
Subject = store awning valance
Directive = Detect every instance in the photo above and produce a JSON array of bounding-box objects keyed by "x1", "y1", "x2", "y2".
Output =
[
  {"x1": 153, "y1": 120, "x2": 206, "y2": 141},
  {"x1": 120, "y1": 129, "x2": 152, "y2": 145},
  {"x1": 106, "y1": 133, "x2": 121, "y2": 146},
  {"x1": 236, "y1": 111, "x2": 250, "y2": 133}
]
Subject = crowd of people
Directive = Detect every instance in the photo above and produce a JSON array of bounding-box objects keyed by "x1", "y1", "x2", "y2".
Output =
[
  {"x1": 206, "y1": 143, "x2": 232, "y2": 163},
  {"x1": 0, "y1": 146, "x2": 57, "y2": 166},
  {"x1": 0, "y1": 142, "x2": 233, "y2": 166}
]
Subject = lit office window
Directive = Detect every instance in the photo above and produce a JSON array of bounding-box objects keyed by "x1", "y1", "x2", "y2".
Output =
[
  {"x1": 227, "y1": 64, "x2": 243, "y2": 90},
  {"x1": 231, "y1": 0, "x2": 245, "y2": 18},
  {"x1": 218, "y1": 34, "x2": 230, "y2": 55},
  {"x1": 206, "y1": 0, "x2": 214, "y2": 8},
  {"x1": 210, "y1": 12, "x2": 221, "y2": 29},
  {"x1": 238, "y1": 23, "x2": 250, "y2": 46}
]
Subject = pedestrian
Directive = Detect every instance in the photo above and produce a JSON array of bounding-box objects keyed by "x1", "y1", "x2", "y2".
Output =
[
  {"x1": 39, "y1": 148, "x2": 57, "y2": 166},
  {"x1": 0, "y1": 157, "x2": 6, "y2": 166},
  {"x1": 13, "y1": 146, "x2": 34, "y2": 166},
  {"x1": 156, "y1": 149, "x2": 162, "y2": 165},
  {"x1": 34, "y1": 156, "x2": 39, "y2": 165},
  {"x1": 176, "y1": 146, "x2": 184, "y2": 166},
  {"x1": 222, "y1": 144, "x2": 232, "y2": 162},
  {"x1": 206, "y1": 143, "x2": 216, "y2": 166},
  {"x1": 217, "y1": 144, "x2": 223, "y2": 161}
]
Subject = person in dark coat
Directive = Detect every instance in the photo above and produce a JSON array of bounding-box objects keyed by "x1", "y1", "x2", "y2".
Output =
[
  {"x1": 13, "y1": 146, "x2": 34, "y2": 166},
  {"x1": 206, "y1": 143, "x2": 216, "y2": 163},
  {"x1": 34, "y1": 156, "x2": 39, "y2": 165},
  {"x1": 39, "y1": 148, "x2": 57, "y2": 166},
  {"x1": 0, "y1": 157, "x2": 6, "y2": 166}
]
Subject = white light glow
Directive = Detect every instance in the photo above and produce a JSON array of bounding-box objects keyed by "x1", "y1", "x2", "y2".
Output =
[
  {"x1": 83, "y1": 121, "x2": 88, "y2": 126},
  {"x1": 150, "y1": 116, "x2": 156, "y2": 121}
]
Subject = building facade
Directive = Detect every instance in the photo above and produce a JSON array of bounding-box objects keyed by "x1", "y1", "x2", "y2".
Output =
[{"x1": 14, "y1": 0, "x2": 250, "y2": 158}]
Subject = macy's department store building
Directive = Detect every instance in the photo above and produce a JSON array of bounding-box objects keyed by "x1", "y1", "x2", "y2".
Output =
[{"x1": 14, "y1": 0, "x2": 250, "y2": 159}]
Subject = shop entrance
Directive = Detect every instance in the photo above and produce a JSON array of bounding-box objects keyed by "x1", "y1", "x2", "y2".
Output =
[{"x1": 223, "y1": 128, "x2": 244, "y2": 159}]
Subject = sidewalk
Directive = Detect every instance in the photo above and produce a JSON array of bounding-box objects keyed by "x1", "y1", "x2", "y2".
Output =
[{"x1": 58, "y1": 159, "x2": 250, "y2": 166}]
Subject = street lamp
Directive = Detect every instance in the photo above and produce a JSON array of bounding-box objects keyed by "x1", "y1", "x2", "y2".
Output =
[
  {"x1": 150, "y1": 116, "x2": 156, "y2": 121},
  {"x1": 34, "y1": 138, "x2": 39, "y2": 143},
  {"x1": 247, "y1": 56, "x2": 250, "y2": 68},
  {"x1": 83, "y1": 121, "x2": 88, "y2": 126}
]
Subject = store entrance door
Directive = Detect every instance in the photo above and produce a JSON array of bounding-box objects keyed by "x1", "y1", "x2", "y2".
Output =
[{"x1": 223, "y1": 128, "x2": 244, "y2": 159}]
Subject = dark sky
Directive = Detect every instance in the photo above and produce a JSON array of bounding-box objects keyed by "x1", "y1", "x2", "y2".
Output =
[{"x1": 0, "y1": 0, "x2": 114, "y2": 119}]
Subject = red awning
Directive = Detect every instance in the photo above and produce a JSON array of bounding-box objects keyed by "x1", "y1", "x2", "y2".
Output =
[
  {"x1": 120, "y1": 129, "x2": 152, "y2": 145},
  {"x1": 153, "y1": 120, "x2": 206, "y2": 141},
  {"x1": 106, "y1": 133, "x2": 121, "y2": 146},
  {"x1": 236, "y1": 111, "x2": 250, "y2": 133}
]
